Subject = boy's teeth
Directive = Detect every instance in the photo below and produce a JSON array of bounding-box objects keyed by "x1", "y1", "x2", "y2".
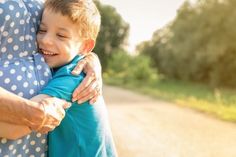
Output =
[{"x1": 43, "y1": 50, "x2": 56, "y2": 55}]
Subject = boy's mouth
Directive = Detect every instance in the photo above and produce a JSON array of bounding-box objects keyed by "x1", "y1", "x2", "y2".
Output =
[{"x1": 40, "y1": 48, "x2": 57, "y2": 56}]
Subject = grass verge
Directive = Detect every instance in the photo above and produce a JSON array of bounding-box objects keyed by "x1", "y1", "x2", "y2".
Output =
[{"x1": 104, "y1": 77, "x2": 236, "y2": 122}]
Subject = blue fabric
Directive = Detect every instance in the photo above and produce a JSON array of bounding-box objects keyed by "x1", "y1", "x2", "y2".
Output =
[
  {"x1": 0, "y1": 0, "x2": 51, "y2": 156},
  {"x1": 40, "y1": 55, "x2": 117, "y2": 157}
]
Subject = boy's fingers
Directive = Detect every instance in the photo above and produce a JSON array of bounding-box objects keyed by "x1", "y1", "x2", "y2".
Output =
[{"x1": 71, "y1": 59, "x2": 87, "y2": 75}]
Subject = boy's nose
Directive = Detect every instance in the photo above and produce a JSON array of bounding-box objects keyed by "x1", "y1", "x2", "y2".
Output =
[{"x1": 40, "y1": 34, "x2": 53, "y2": 46}]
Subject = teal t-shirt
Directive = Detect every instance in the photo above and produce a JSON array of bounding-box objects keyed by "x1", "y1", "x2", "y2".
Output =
[{"x1": 40, "y1": 55, "x2": 116, "y2": 157}]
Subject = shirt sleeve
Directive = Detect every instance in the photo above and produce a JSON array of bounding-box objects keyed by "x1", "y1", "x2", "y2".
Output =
[{"x1": 40, "y1": 70, "x2": 84, "y2": 102}]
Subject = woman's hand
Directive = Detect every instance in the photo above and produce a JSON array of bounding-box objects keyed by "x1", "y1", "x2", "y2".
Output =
[
  {"x1": 29, "y1": 97, "x2": 71, "y2": 134},
  {"x1": 71, "y1": 53, "x2": 102, "y2": 104}
]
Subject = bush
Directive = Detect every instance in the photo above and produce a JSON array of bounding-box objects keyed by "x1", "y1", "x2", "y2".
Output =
[{"x1": 104, "y1": 49, "x2": 158, "y2": 85}]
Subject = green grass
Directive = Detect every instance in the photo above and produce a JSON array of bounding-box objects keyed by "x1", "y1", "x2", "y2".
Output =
[{"x1": 104, "y1": 77, "x2": 236, "y2": 122}]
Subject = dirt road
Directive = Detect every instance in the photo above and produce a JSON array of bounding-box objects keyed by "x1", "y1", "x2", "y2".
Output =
[{"x1": 103, "y1": 85, "x2": 236, "y2": 157}]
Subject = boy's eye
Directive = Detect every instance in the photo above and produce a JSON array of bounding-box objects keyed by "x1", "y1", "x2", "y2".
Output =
[
  {"x1": 57, "y1": 34, "x2": 68, "y2": 38},
  {"x1": 38, "y1": 29, "x2": 46, "y2": 33}
]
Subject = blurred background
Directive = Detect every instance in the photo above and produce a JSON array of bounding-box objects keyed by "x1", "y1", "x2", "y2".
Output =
[{"x1": 94, "y1": 0, "x2": 236, "y2": 156}]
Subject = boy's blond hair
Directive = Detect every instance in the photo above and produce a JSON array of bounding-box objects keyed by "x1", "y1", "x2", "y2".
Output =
[{"x1": 44, "y1": 0, "x2": 101, "y2": 40}]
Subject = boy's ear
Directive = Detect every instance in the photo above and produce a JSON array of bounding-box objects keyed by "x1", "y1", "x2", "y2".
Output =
[{"x1": 80, "y1": 39, "x2": 95, "y2": 54}]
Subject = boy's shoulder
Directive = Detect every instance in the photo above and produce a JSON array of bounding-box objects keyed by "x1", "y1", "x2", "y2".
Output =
[{"x1": 53, "y1": 55, "x2": 85, "y2": 78}]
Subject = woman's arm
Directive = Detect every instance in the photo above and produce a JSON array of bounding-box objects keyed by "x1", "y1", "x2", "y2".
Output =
[
  {"x1": 72, "y1": 53, "x2": 102, "y2": 104},
  {"x1": 0, "y1": 87, "x2": 70, "y2": 133},
  {"x1": 0, "y1": 122, "x2": 30, "y2": 140},
  {"x1": 0, "y1": 94, "x2": 52, "y2": 140}
]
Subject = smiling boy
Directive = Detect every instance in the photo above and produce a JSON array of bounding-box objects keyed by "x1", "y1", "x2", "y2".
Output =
[{"x1": 35, "y1": 0, "x2": 117, "y2": 156}]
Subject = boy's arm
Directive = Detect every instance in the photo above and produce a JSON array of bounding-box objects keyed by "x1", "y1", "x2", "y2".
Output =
[{"x1": 0, "y1": 94, "x2": 52, "y2": 140}]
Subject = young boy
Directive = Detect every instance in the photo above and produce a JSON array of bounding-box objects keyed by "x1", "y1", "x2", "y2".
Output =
[{"x1": 36, "y1": 0, "x2": 117, "y2": 156}]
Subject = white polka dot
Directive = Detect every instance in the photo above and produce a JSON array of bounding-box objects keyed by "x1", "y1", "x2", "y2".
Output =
[
  {"x1": 0, "y1": 148, "x2": 1, "y2": 153},
  {"x1": 8, "y1": 144, "x2": 14, "y2": 150},
  {"x1": 20, "y1": 19, "x2": 25, "y2": 25},
  {"x1": 11, "y1": 85, "x2": 17, "y2": 91},
  {"x1": 14, "y1": 29, "x2": 19, "y2": 34},
  {"x1": 37, "y1": 65, "x2": 42, "y2": 70},
  {"x1": 4, "y1": 61, "x2": 9, "y2": 65},
  {"x1": 29, "y1": 89, "x2": 34, "y2": 95},
  {"x1": 17, "y1": 154, "x2": 22, "y2": 157},
  {"x1": 25, "y1": 35, "x2": 30, "y2": 40},
  {"x1": 40, "y1": 154, "x2": 45, "y2": 157},
  {"x1": 41, "y1": 139, "x2": 46, "y2": 144},
  {"x1": 3, "y1": 64, "x2": 9, "y2": 68},
  {"x1": 7, "y1": 54, "x2": 13, "y2": 60},
  {"x1": 36, "y1": 147, "x2": 41, "y2": 152},
  {"x1": 30, "y1": 140, "x2": 36, "y2": 145},
  {"x1": 35, "y1": 11, "x2": 39, "y2": 16},
  {"x1": 24, "y1": 51, "x2": 28, "y2": 56},
  {"x1": 17, "y1": 139, "x2": 22, "y2": 144},
  {"x1": 31, "y1": 27, "x2": 35, "y2": 32},
  {"x1": 17, "y1": 75, "x2": 22, "y2": 81},
  {"x1": 22, "y1": 144, "x2": 26, "y2": 150},
  {"x1": 27, "y1": 73, "x2": 32, "y2": 78},
  {"x1": 29, "y1": 65, "x2": 34, "y2": 70},
  {"x1": 0, "y1": 26, "x2": 4, "y2": 32},
  {"x1": 23, "y1": 82, "x2": 29, "y2": 88},
  {"x1": 40, "y1": 80, "x2": 45, "y2": 85},
  {"x1": 3, "y1": 155, "x2": 9, "y2": 157},
  {"x1": 1, "y1": 138, "x2": 7, "y2": 144},
  {"x1": 10, "y1": 69, "x2": 16, "y2": 74},
  {"x1": 33, "y1": 80, "x2": 38, "y2": 85},
  {"x1": 13, "y1": 45, "x2": 19, "y2": 51},
  {"x1": 41, "y1": 57, "x2": 45, "y2": 62},
  {"x1": 0, "y1": 71, "x2": 3, "y2": 77},
  {"x1": 29, "y1": 155, "x2": 35, "y2": 157},
  {"x1": 10, "y1": 22, "x2": 15, "y2": 27},
  {"x1": 26, "y1": 134, "x2": 30, "y2": 139},
  {"x1": 12, "y1": 149, "x2": 16, "y2": 154},
  {"x1": 19, "y1": 36, "x2": 24, "y2": 41},
  {"x1": 21, "y1": 67, "x2": 26, "y2": 71},
  {"x1": 2, "y1": 31, "x2": 8, "y2": 37},
  {"x1": 15, "y1": 61, "x2": 20, "y2": 65},
  {"x1": 7, "y1": 38, "x2": 13, "y2": 43},
  {"x1": 5, "y1": 15, "x2": 10, "y2": 21},
  {"x1": 1, "y1": 47, "x2": 6, "y2": 53},
  {"x1": 33, "y1": 18, "x2": 36, "y2": 23},
  {"x1": 9, "y1": 5, "x2": 14, "y2": 10},
  {"x1": 36, "y1": 133, "x2": 42, "y2": 138},
  {"x1": 0, "y1": 8, "x2": 3, "y2": 14},
  {"x1": 17, "y1": 92, "x2": 24, "y2": 97},
  {"x1": 44, "y1": 72, "x2": 49, "y2": 77},
  {"x1": 16, "y1": 12, "x2": 20, "y2": 17},
  {"x1": 4, "y1": 78, "x2": 10, "y2": 84},
  {"x1": 28, "y1": 3, "x2": 33, "y2": 8},
  {"x1": 25, "y1": 149, "x2": 29, "y2": 154}
]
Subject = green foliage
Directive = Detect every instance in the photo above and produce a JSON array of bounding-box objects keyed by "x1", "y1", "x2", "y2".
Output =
[
  {"x1": 104, "y1": 49, "x2": 158, "y2": 84},
  {"x1": 94, "y1": 1, "x2": 129, "y2": 71},
  {"x1": 137, "y1": 0, "x2": 236, "y2": 88}
]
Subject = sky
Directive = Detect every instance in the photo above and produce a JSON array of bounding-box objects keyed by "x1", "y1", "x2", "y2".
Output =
[{"x1": 100, "y1": 0, "x2": 190, "y2": 52}]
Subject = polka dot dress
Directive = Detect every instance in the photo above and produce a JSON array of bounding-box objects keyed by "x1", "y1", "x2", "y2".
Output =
[{"x1": 0, "y1": 0, "x2": 52, "y2": 156}]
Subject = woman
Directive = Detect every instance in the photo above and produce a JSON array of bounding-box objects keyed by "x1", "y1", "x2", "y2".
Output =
[{"x1": 0, "y1": 0, "x2": 102, "y2": 156}]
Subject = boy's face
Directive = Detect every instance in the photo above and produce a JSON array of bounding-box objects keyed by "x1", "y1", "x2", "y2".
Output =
[{"x1": 37, "y1": 9, "x2": 82, "y2": 68}]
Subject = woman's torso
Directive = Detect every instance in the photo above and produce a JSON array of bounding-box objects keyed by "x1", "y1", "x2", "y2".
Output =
[{"x1": 0, "y1": 0, "x2": 51, "y2": 156}]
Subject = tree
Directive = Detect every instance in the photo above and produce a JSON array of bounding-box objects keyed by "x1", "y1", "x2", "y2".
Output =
[{"x1": 94, "y1": 1, "x2": 129, "y2": 71}]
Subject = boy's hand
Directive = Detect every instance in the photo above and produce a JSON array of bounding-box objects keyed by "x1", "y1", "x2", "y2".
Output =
[{"x1": 71, "y1": 53, "x2": 102, "y2": 104}]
